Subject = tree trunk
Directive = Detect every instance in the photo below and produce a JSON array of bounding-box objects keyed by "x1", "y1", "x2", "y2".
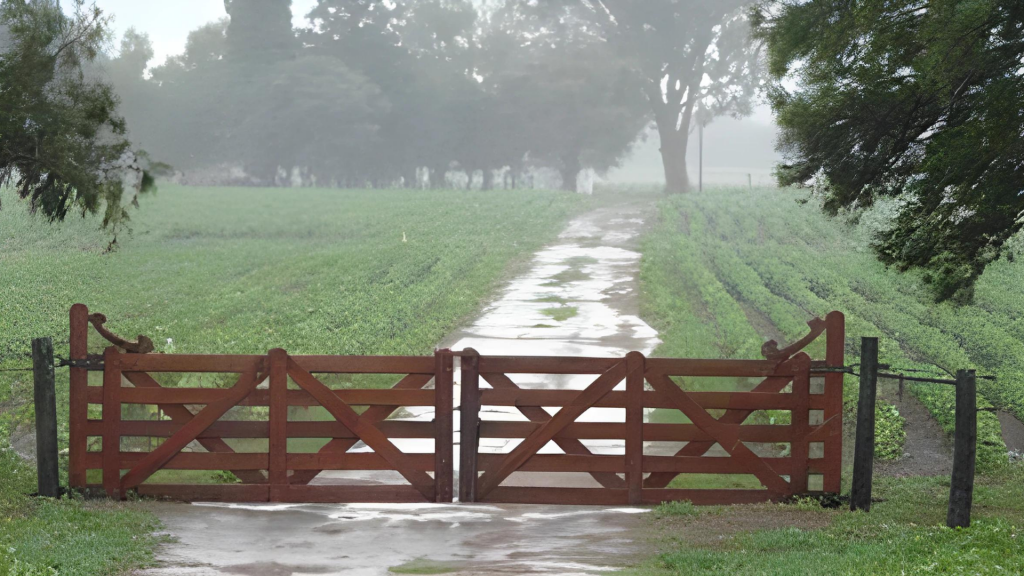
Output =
[
  {"x1": 482, "y1": 169, "x2": 494, "y2": 191},
  {"x1": 560, "y1": 155, "x2": 581, "y2": 192},
  {"x1": 659, "y1": 128, "x2": 691, "y2": 194}
]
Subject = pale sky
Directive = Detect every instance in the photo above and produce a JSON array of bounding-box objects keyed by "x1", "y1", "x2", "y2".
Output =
[{"x1": 63, "y1": 0, "x2": 318, "y2": 67}]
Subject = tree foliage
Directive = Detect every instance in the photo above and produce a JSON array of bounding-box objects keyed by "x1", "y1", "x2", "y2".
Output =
[
  {"x1": 104, "y1": 0, "x2": 660, "y2": 191},
  {"x1": 754, "y1": 0, "x2": 1024, "y2": 301},
  {"x1": 515, "y1": 0, "x2": 763, "y2": 193},
  {"x1": 0, "y1": 0, "x2": 160, "y2": 233}
]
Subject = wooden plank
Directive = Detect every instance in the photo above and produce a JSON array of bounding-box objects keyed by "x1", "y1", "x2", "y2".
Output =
[
  {"x1": 644, "y1": 372, "x2": 790, "y2": 494},
  {"x1": 271, "y1": 484, "x2": 431, "y2": 504},
  {"x1": 644, "y1": 358, "x2": 791, "y2": 377},
  {"x1": 790, "y1": 354, "x2": 811, "y2": 494},
  {"x1": 434, "y1": 350, "x2": 454, "y2": 503},
  {"x1": 477, "y1": 454, "x2": 626, "y2": 473},
  {"x1": 644, "y1": 368, "x2": 796, "y2": 489},
  {"x1": 94, "y1": 386, "x2": 436, "y2": 407},
  {"x1": 823, "y1": 311, "x2": 845, "y2": 493},
  {"x1": 477, "y1": 421, "x2": 830, "y2": 443},
  {"x1": 475, "y1": 360, "x2": 627, "y2": 498},
  {"x1": 102, "y1": 483, "x2": 270, "y2": 503},
  {"x1": 643, "y1": 456, "x2": 828, "y2": 475},
  {"x1": 288, "y1": 452, "x2": 434, "y2": 471},
  {"x1": 287, "y1": 373, "x2": 434, "y2": 486},
  {"x1": 268, "y1": 349, "x2": 289, "y2": 494},
  {"x1": 123, "y1": 371, "x2": 266, "y2": 484},
  {"x1": 477, "y1": 356, "x2": 620, "y2": 374},
  {"x1": 85, "y1": 451, "x2": 268, "y2": 470},
  {"x1": 641, "y1": 489, "x2": 777, "y2": 506},
  {"x1": 476, "y1": 389, "x2": 819, "y2": 410},
  {"x1": 102, "y1": 347, "x2": 122, "y2": 499},
  {"x1": 625, "y1": 352, "x2": 644, "y2": 504},
  {"x1": 69, "y1": 304, "x2": 90, "y2": 489},
  {"x1": 118, "y1": 361, "x2": 264, "y2": 492},
  {"x1": 480, "y1": 487, "x2": 628, "y2": 506},
  {"x1": 287, "y1": 358, "x2": 436, "y2": 499},
  {"x1": 481, "y1": 373, "x2": 626, "y2": 490},
  {"x1": 291, "y1": 355, "x2": 435, "y2": 375},
  {"x1": 91, "y1": 419, "x2": 434, "y2": 439},
  {"x1": 459, "y1": 349, "x2": 481, "y2": 502},
  {"x1": 94, "y1": 384, "x2": 814, "y2": 411},
  {"x1": 118, "y1": 354, "x2": 265, "y2": 373}
]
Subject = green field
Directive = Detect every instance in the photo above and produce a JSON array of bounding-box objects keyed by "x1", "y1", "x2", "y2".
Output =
[
  {"x1": 0, "y1": 184, "x2": 583, "y2": 575},
  {"x1": 639, "y1": 187, "x2": 1023, "y2": 469}
]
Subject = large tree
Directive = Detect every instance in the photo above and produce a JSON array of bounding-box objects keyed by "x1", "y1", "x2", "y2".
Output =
[
  {"x1": 528, "y1": 1, "x2": 762, "y2": 193},
  {"x1": 754, "y1": 0, "x2": 1024, "y2": 301},
  {"x1": 0, "y1": 0, "x2": 157, "y2": 231}
]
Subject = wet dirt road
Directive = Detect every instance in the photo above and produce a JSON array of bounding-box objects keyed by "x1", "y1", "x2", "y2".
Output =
[
  {"x1": 141, "y1": 503, "x2": 648, "y2": 576},
  {"x1": 138, "y1": 204, "x2": 658, "y2": 576}
]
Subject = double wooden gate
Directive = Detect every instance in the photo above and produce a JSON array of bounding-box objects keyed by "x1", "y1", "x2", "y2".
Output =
[{"x1": 69, "y1": 304, "x2": 844, "y2": 505}]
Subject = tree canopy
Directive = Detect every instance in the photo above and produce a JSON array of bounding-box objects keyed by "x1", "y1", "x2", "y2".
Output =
[
  {"x1": 0, "y1": 0, "x2": 160, "y2": 233},
  {"x1": 754, "y1": 0, "x2": 1024, "y2": 301}
]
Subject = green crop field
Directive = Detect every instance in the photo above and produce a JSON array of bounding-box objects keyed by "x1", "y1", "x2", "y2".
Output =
[
  {"x1": 639, "y1": 187, "x2": 1024, "y2": 470},
  {"x1": 0, "y1": 184, "x2": 583, "y2": 575}
]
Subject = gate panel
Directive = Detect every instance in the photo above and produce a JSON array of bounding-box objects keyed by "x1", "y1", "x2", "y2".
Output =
[{"x1": 77, "y1": 342, "x2": 453, "y2": 503}]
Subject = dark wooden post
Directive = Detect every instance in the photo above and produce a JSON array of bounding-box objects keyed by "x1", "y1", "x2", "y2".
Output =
[
  {"x1": 434, "y1": 349, "x2": 454, "y2": 503},
  {"x1": 850, "y1": 337, "x2": 878, "y2": 512},
  {"x1": 32, "y1": 337, "x2": 60, "y2": 498},
  {"x1": 947, "y1": 369, "x2": 977, "y2": 528},
  {"x1": 458, "y1": 348, "x2": 480, "y2": 503}
]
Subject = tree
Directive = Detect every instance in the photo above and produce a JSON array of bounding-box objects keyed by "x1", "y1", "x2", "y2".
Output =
[
  {"x1": 526, "y1": 1, "x2": 762, "y2": 193},
  {"x1": 0, "y1": 0, "x2": 158, "y2": 233},
  {"x1": 223, "y1": 0, "x2": 296, "y2": 63},
  {"x1": 753, "y1": 0, "x2": 1024, "y2": 301}
]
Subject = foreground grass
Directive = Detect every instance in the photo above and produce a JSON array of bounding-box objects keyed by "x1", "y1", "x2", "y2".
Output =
[
  {"x1": 639, "y1": 187, "x2": 1020, "y2": 469},
  {"x1": 635, "y1": 467, "x2": 1024, "y2": 575},
  {"x1": 0, "y1": 448, "x2": 162, "y2": 576}
]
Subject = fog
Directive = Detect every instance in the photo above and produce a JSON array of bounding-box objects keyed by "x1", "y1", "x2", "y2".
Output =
[{"x1": 80, "y1": 0, "x2": 779, "y2": 193}]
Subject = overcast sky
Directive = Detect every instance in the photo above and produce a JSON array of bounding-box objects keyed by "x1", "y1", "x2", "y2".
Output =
[{"x1": 62, "y1": 0, "x2": 317, "y2": 66}]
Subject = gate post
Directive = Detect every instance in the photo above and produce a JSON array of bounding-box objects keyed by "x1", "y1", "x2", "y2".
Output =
[
  {"x1": 459, "y1": 348, "x2": 480, "y2": 503},
  {"x1": 625, "y1": 352, "x2": 645, "y2": 505},
  {"x1": 434, "y1": 349, "x2": 454, "y2": 503},
  {"x1": 268, "y1": 349, "x2": 288, "y2": 502},
  {"x1": 823, "y1": 311, "x2": 845, "y2": 494},
  {"x1": 69, "y1": 304, "x2": 89, "y2": 491},
  {"x1": 102, "y1": 346, "x2": 122, "y2": 499},
  {"x1": 947, "y1": 370, "x2": 977, "y2": 528},
  {"x1": 32, "y1": 337, "x2": 60, "y2": 498},
  {"x1": 850, "y1": 337, "x2": 878, "y2": 512}
]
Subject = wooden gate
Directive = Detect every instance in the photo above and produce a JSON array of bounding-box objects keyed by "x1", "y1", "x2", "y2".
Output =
[
  {"x1": 69, "y1": 304, "x2": 842, "y2": 505},
  {"x1": 70, "y1": 305, "x2": 454, "y2": 502},
  {"x1": 458, "y1": 312, "x2": 845, "y2": 505}
]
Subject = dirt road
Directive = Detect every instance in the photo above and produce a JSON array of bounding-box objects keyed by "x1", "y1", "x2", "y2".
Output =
[{"x1": 139, "y1": 203, "x2": 658, "y2": 576}]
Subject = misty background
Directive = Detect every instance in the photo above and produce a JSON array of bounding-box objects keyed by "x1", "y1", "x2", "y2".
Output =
[{"x1": 62, "y1": 0, "x2": 783, "y2": 190}]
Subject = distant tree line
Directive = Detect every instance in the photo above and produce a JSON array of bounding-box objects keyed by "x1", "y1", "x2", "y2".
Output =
[{"x1": 107, "y1": 0, "x2": 761, "y2": 192}]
